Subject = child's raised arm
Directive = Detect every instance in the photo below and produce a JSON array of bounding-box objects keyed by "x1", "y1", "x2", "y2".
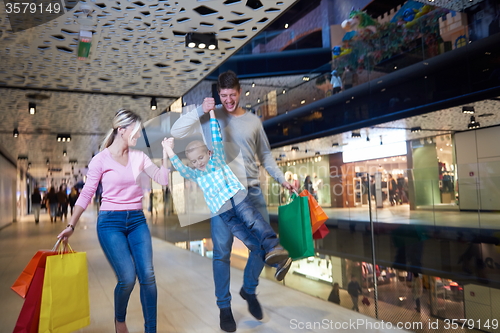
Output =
[{"x1": 162, "y1": 137, "x2": 176, "y2": 159}]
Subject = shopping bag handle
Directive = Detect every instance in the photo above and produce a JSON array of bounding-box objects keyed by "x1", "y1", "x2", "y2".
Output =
[{"x1": 51, "y1": 239, "x2": 75, "y2": 254}]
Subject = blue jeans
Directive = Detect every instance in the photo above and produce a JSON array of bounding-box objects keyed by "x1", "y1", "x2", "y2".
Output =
[
  {"x1": 97, "y1": 210, "x2": 157, "y2": 333},
  {"x1": 211, "y1": 186, "x2": 271, "y2": 309},
  {"x1": 49, "y1": 203, "x2": 58, "y2": 218},
  {"x1": 218, "y1": 196, "x2": 279, "y2": 257}
]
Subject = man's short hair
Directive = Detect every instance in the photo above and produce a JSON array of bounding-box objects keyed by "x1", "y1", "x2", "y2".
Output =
[
  {"x1": 217, "y1": 70, "x2": 240, "y2": 92},
  {"x1": 185, "y1": 140, "x2": 208, "y2": 158}
]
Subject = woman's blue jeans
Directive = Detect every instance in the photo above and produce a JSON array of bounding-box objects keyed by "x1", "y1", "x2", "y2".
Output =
[
  {"x1": 97, "y1": 210, "x2": 157, "y2": 333},
  {"x1": 211, "y1": 186, "x2": 270, "y2": 309}
]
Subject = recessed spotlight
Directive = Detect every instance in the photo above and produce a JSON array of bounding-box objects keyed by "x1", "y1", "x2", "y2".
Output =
[
  {"x1": 29, "y1": 102, "x2": 36, "y2": 114},
  {"x1": 462, "y1": 106, "x2": 475, "y2": 114},
  {"x1": 468, "y1": 116, "x2": 480, "y2": 129}
]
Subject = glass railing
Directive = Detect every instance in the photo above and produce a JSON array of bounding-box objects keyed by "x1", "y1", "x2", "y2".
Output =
[{"x1": 146, "y1": 154, "x2": 500, "y2": 331}]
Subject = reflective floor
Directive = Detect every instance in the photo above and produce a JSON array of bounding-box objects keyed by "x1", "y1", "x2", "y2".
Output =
[
  {"x1": 1, "y1": 208, "x2": 412, "y2": 333},
  {"x1": 268, "y1": 204, "x2": 500, "y2": 230}
]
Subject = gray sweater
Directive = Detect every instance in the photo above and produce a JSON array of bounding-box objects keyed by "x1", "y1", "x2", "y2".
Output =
[{"x1": 170, "y1": 105, "x2": 286, "y2": 187}]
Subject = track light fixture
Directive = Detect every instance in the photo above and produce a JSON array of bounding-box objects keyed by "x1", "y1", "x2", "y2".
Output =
[
  {"x1": 63, "y1": 150, "x2": 67, "y2": 156},
  {"x1": 46, "y1": 158, "x2": 50, "y2": 165},
  {"x1": 351, "y1": 132, "x2": 361, "y2": 138},
  {"x1": 468, "y1": 116, "x2": 480, "y2": 129},
  {"x1": 462, "y1": 106, "x2": 475, "y2": 114},
  {"x1": 185, "y1": 32, "x2": 218, "y2": 50},
  {"x1": 56, "y1": 134, "x2": 71, "y2": 142},
  {"x1": 332, "y1": 143, "x2": 339, "y2": 147},
  {"x1": 315, "y1": 152, "x2": 321, "y2": 156},
  {"x1": 29, "y1": 102, "x2": 36, "y2": 114},
  {"x1": 150, "y1": 97, "x2": 157, "y2": 110},
  {"x1": 13, "y1": 128, "x2": 19, "y2": 137},
  {"x1": 410, "y1": 126, "x2": 422, "y2": 133},
  {"x1": 291, "y1": 146, "x2": 299, "y2": 151}
]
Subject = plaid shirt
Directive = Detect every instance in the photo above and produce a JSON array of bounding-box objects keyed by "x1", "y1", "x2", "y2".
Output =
[{"x1": 170, "y1": 118, "x2": 245, "y2": 214}]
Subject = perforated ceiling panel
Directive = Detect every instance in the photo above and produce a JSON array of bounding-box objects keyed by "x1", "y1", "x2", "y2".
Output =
[
  {"x1": 0, "y1": 0, "x2": 297, "y2": 178},
  {"x1": 0, "y1": 0, "x2": 296, "y2": 95}
]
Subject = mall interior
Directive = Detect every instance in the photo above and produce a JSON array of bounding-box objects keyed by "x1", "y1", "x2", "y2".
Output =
[{"x1": 2, "y1": 0, "x2": 500, "y2": 332}]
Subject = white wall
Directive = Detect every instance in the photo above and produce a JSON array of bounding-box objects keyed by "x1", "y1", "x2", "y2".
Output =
[
  {"x1": 0, "y1": 154, "x2": 16, "y2": 228},
  {"x1": 455, "y1": 125, "x2": 500, "y2": 210}
]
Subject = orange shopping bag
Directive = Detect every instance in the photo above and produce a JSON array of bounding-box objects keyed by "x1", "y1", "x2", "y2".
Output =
[
  {"x1": 11, "y1": 241, "x2": 61, "y2": 298},
  {"x1": 299, "y1": 189, "x2": 328, "y2": 233}
]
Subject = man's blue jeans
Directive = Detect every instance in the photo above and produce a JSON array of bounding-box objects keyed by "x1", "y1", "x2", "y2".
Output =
[
  {"x1": 211, "y1": 186, "x2": 271, "y2": 309},
  {"x1": 97, "y1": 210, "x2": 157, "y2": 333}
]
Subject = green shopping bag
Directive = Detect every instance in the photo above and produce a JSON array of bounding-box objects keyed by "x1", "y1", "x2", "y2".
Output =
[{"x1": 278, "y1": 193, "x2": 315, "y2": 260}]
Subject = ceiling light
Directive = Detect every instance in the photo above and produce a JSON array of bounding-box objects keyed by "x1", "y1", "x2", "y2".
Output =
[
  {"x1": 302, "y1": 76, "x2": 310, "y2": 81},
  {"x1": 351, "y1": 132, "x2": 361, "y2": 138},
  {"x1": 46, "y1": 159, "x2": 50, "y2": 165},
  {"x1": 462, "y1": 106, "x2": 475, "y2": 114},
  {"x1": 245, "y1": 91, "x2": 250, "y2": 96},
  {"x1": 410, "y1": 126, "x2": 422, "y2": 133},
  {"x1": 315, "y1": 152, "x2": 321, "y2": 156},
  {"x1": 284, "y1": 23, "x2": 289, "y2": 29},
  {"x1": 468, "y1": 116, "x2": 480, "y2": 129},
  {"x1": 332, "y1": 143, "x2": 339, "y2": 147},
  {"x1": 150, "y1": 97, "x2": 157, "y2": 110},
  {"x1": 282, "y1": 89, "x2": 286, "y2": 94},
  {"x1": 185, "y1": 32, "x2": 218, "y2": 50},
  {"x1": 251, "y1": 82, "x2": 255, "y2": 87},
  {"x1": 291, "y1": 146, "x2": 299, "y2": 151},
  {"x1": 57, "y1": 134, "x2": 71, "y2": 142},
  {"x1": 13, "y1": 128, "x2": 19, "y2": 138},
  {"x1": 29, "y1": 102, "x2": 36, "y2": 114},
  {"x1": 63, "y1": 150, "x2": 67, "y2": 156}
]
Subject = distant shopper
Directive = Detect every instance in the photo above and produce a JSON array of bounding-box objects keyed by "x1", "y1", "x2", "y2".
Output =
[
  {"x1": 328, "y1": 282, "x2": 340, "y2": 304},
  {"x1": 57, "y1": 185, "x2": 69, "y2": 220},
  {"x1": 330, "y1": 70, "x2": 342, "y2": 93},
  {"x1": 347, "y1": 275, "x2": 362, "y2": 312},
  {"x1": 31, "y1": 187, "x2": 42, "y2": 224},
  {"x1": 58, "y1": 109, "x2": 170, "y2": 333},
  {"x1": 68, "y1": 186, "x2": 79, "y2": 215},
  {"x1": 46, "y1": 187, "x2": 59, "y2": 222},
  {"x1": 342, "y1": 66, "x2": 358, "y2": 90},
  {"x1": 412, "y1": 272, "x2": 423, "y2": 312}
]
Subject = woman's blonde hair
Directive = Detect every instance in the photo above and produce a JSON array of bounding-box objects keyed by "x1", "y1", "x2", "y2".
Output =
[{"x1": 101, "y1": 109, "x2": 142, "y2": 150}]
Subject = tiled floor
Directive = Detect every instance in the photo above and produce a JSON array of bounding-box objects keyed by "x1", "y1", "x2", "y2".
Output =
[{"x1": 0, "y1": 208, "x2": 412, "y2": 333}]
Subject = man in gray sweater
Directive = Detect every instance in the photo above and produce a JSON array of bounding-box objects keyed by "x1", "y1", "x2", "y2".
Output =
[{"x1": 171, "y1": 70, "x2": 293, "y2": 332}]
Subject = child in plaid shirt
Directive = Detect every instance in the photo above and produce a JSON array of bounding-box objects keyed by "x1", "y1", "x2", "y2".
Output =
[{"x1": 164, "y1": 110, "x2": 292, "y2": 281}]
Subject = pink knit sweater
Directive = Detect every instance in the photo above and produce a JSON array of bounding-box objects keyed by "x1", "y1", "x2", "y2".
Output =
[{"x1": 75, "y1": 148, "x2": 169, "y2": 211}]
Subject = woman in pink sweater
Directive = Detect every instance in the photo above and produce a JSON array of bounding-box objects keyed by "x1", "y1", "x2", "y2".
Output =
[{"x1": 58, "y1": 109, "x2": 170, "y2": 333}]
